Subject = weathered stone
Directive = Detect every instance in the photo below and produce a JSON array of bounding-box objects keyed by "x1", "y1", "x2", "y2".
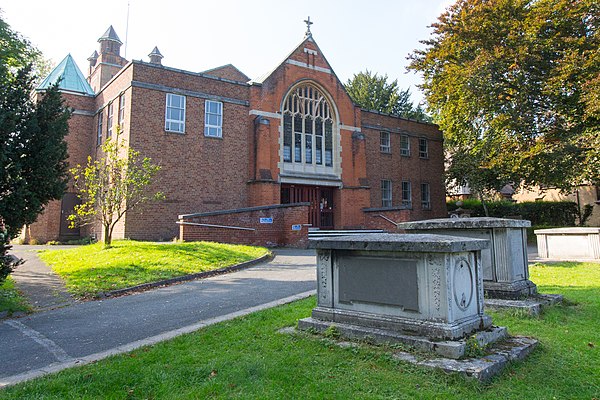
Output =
[
  {"x1": 303, "y1": 233, "x2": 492, "y2": 341},
  {"x1": 535, "y1": 227, "x2": 600, "y2": 260},
  {"x1": 297, "y1": 317, "x2": 507, "y2": 359},
  {"x1": 485, "y1": 294, "x2": 564, "y2": 316},
  {"x1": 394, "y1": 336, "x2": 538, "y2": 382},
  {"x1": 397, "y1": 217, "x2": 537, "y2": 300}
]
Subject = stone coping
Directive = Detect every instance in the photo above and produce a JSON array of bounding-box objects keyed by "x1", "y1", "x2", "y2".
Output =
[
  {"x1": 308, "y1": 233, "x2": 489, "y2": 252},
  {"x1": 397, "y1": 217, "x2": 531, "y2": 230},
  {"x1": 178, "y1": 202, "x2": 310, "y2": 219},
  {"x1": 534, "y1": 227, "x2": 600, "y2": 234}
]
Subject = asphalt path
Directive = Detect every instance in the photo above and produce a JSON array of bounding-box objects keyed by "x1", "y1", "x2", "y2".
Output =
[{"x1": 0, "y1": 249, "x2": 316, "y2": 384}]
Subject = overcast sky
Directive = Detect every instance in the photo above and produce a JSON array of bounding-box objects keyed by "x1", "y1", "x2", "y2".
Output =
[{"x1": 1, "y1": 0, "x2": 453, "y2": 103}]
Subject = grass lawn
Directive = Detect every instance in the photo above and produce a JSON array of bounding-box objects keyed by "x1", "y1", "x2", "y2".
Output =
[
  {"x1": 1, "y1": 262, "x2": 599, "y2": 399},
  {"x1": 38, "y1": 240, "x2": 269, "y2": 298},
  {"x1": 0, "y1": 277, "x2": 30, "y2": 314}
]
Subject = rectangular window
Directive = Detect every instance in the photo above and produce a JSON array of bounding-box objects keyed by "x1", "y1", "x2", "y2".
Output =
[
  {"x1": 401, "y1": 134, "x2": 410, "y2": 156},
  {"x1": 96, "y1": 110, "x2": 103, "y2": 146},
  {"x1": 283, "y1": 114, "x2": 292, "y2": 162},
  {"x1": 204, "y1": 100, "x2": 222, "y2": 137},
  {"x1": 165, "y1": 93, "x2": 186, "y2": 133},
  {"x1": 118, "y1": 94, "x2": 126, "y2": 127},
  {"x1": 325, "y1": 120, "x2": 333, "y2": 167},
  {"x1": 421, "y1": 183, "x2": 431, "y2": 210},
  {"x1": 419, "y1": 137, "x2": 429, "y2": 158},
  {"x1": 294, "y1": 115, "x2": 302, "y2": 163},
  {"x1": 381, "y1": 180, "x2": 392, "y2": 208},
  {"x1": 380, "y1": 131, "x2": 390, "y2": 153},
  {"x1": 402, "y1": 181, "x2": 412, "y2": 208},
  {"x1": 315, "y1": 117, "x2": 323, "y2": 165},
  {"x1": 106, "y1": 102, "x2": 114, "y2": 138}
]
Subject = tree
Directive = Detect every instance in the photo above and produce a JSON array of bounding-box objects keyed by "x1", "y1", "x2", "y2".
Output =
[
  {"x1": 69, "y1": 128, "x2": 164, "y2": 246},
  {"x1": 409, "y1": 0, "x2": 600, "y2": 193},
  {"x1": 0, "y1": 15, "x2": 71, "y2": 239},
  {"x1": 344, "y1": 70, "x2": 432, "y2": 122}
]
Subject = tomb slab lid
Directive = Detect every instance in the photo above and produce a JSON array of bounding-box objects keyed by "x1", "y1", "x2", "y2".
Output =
[
  {"x1": 534, "y1": 227, "x2": 600, "y2": 234},
  {"x1": 397, "y1": 217, "x2": 531, "y2": 230},
  {"x1": 309, "y1": 233, "x2": 489, "y2": 252}
]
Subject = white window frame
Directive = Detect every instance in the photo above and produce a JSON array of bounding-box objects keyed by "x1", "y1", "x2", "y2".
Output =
[
  {"x1": 381, "y1": 179, "x2": 392, "y2": 208},
  {"x1": 106, "y1": 102, "x2": 114, "y2": 138},
  {"x1": 96, "y1": 110, "x2": 103, "y2": 146},
  {"x1": 402, "y1": 180, "x2": 412, "y2": 208},
  {"x1": 204, "y1": 100, "x2": 223, "y2": 138},
  {"x1": 165, "y1": 93, "x2": 186, "y2": 133},
  {"x1": 118, "y1": 93, "x2": 126, "y2": 127},
  {"x1": 421, "y1": 183, "x2": 431, "y2": 210},
  {"x1": 401, "y1": 134, "x2": 410, "y2": 156},
  {"x1": 380, "y1": 131, "x2": 391, "y2": 153},
  {"x1": 419, "y1": 137, "x2": 429, "y2": 158}
]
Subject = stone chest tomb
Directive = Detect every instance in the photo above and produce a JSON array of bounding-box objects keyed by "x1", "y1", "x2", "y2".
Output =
[
  {"x1": 397, "y1": 217, "x2": 536, "y2": 299},
  {"x1": 299, "y1": 233, "x2": 493, "y2": 345}
]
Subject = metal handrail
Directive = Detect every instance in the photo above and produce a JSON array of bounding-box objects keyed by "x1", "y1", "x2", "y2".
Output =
[
  {"x1": 176, "y1": 221, "x2": 256, "y2": 231},
  {"x1": 378, "y1": 214, "x2": 399, "y2": 227}
]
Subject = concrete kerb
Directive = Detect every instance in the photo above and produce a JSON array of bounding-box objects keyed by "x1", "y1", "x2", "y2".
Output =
[
  {"x1": 0, "y1": 289, "x2": 316, "y2": 388},
  {"x1": 96, "y1": 252, "x2": 274, "y2": 299}
]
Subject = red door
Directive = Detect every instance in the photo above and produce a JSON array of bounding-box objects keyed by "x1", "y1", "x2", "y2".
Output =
[{"x1": 281, "y1": 184, "x2": 334, "y2": 229}]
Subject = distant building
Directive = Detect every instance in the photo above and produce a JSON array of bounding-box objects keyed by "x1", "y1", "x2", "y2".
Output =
[{"x1": 28, "y1": 23, "x2": 446, "y2": 245}]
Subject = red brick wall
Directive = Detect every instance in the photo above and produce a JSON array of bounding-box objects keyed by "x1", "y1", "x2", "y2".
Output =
[
  {"x1": 361, "y1": 110, "x2": 447, "y2": 221},
  {"x1": 121, "y1": 62, "x2": 252, "y2": 241},
  {"x1": 179, "y1": 203, "x2": 310, "y2": 247}
]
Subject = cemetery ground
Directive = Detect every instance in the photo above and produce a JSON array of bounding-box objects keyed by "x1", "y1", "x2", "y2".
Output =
[
  {"x1": 1, "y1": 261, "x2": 598, "y2": 398},
  {"x1": 36, "y1": 240, "x2": 270, "y2": 298}
]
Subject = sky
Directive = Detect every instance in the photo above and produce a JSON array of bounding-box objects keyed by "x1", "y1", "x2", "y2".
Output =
[{"x1": 1, "y1": 0, "x2": 453, "y2": 104}]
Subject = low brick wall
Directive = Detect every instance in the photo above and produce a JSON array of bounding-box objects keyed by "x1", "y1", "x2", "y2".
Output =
[{"x1": 179, "y1": 203, "x2": 310, "y2": 247}]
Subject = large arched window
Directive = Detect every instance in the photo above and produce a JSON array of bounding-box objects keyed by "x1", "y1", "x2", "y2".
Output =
[{"x1": 281, "y1": 84, "x2": 338, "y2": 177}]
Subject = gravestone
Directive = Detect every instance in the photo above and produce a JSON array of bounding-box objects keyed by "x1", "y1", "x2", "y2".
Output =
[
  {"x1": 296, "y1": 233, "x2": 538, "y2": 380},
  {"x1": 397, "y1": 217, "x2": 536, "y2": 299},
  {"x1": 299, "y1": 234, "x2": 501, "y2": 353}
]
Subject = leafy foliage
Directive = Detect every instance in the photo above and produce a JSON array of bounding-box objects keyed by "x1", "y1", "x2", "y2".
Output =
[
  {"x1": 0, "y1": 17, "x2": 71, "y2": 240},
  {"x1": 344, "y1": 70, "x2": 432, "y2": 122},
  {"x1": 69, "y1": 128, "x2": 164, "y2": 246},
  {"x1": 410, "y1": 0, "x2": 600, "y2": 193},
  {"x1": 447, "y1": 200, "x2": 579, "y2": 226}
]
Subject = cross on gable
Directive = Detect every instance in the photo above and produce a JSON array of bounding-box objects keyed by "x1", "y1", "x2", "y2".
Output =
[{"x1": 304, "y1": 16, "x2": 313, "y2": 37}]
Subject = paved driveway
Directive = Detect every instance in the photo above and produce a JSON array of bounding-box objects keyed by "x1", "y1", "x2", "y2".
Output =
[{"x1": 0, "y1": 249, "x2": 317, "y2": 385}]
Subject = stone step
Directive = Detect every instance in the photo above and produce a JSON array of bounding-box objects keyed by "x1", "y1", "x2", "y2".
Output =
[{"x1": 308, "y1": 229, "x2": 385, "y2": 238}]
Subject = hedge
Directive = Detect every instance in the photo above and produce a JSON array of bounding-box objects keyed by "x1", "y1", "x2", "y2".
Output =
[{"x1": 446, "y1": 200, "x2": 578, "y2": 227}]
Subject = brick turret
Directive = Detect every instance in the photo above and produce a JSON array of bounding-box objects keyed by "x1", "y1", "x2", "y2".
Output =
[{"x1": 87, "y1": 25, "x2": 128, "y2": 92}]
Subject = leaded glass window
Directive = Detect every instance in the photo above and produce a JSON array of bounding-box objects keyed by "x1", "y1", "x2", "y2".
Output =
[{"x1": 282, "y1": 84, "x2": 335, "y2": 168}]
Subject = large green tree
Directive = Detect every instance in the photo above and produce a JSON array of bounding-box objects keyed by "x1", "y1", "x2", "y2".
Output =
[
  {"x1": 0, "y1": 15, "x2": 71, "y2": 239},
  {"x1": 409, "y1": 0, "x2": 600, "y2": 194},
  {"x1": 344, "y1": 70, "x2": 432, "y2": 122}
]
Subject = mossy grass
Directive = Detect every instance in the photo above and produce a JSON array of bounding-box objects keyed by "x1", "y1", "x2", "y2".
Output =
[
  {"x1": 38, "y1": 240, "x2": 269, "y2": 298},
  {"x1": 0, "y1": 277, "x2": 30, "y2": 314},
  {"x1": 1, "y1": 262, "x2": 599, "y2": 398}
]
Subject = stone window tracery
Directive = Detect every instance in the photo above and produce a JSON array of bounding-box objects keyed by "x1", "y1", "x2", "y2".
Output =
[{"x1": 282, "y1": 85, "x2": 335, "y2": 168}]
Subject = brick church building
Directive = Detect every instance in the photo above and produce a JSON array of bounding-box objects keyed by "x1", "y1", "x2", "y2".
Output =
[{"x1": 28, "y1": 22, "x2": 446, "y2": 246}]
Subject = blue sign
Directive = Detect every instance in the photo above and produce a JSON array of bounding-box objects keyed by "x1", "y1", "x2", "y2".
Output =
[
  {"x1": 291, "y1": 224, "x2": 302, "y2": 231},
  {"x1": 260, "y1": 217, "x2": 273, "y2": 224}
]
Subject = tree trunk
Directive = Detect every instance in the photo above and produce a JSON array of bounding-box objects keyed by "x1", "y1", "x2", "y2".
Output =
[
  {"x1": 478, "y1": 190, "x2": 490, "y2": 217},
  {"x1": 103, "y1": 224, "x2": 111, "y2": 247}
]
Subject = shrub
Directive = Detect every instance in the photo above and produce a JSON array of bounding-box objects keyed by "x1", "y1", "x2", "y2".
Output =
[{"x1": 447, "y1": 200, "x2": 578, "y2": 226}]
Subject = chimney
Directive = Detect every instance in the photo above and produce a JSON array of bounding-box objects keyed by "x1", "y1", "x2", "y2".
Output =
[{"x1": 148, "y1": 46, "x2": 164, "y2": 65}]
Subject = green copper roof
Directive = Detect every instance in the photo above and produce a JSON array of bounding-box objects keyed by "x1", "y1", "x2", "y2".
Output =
[{"x1": 37, "y1": 54, "x2": 95, "y2": 96}]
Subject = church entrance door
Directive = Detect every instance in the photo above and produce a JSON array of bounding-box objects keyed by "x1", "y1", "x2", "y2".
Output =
[{"x1": 281, "y1": 184, "x2": 334, "y2": 229}]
